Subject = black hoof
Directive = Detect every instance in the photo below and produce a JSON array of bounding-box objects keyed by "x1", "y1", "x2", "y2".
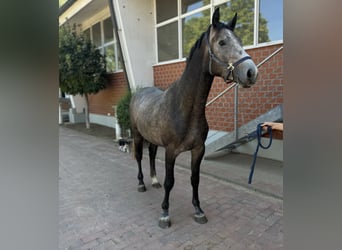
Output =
[
  {"x1": 137, "y1": 185, "x2": 146, "y2": 192},
  {"x1": 194, "y1": 213, "x2": 208, "y2": 224},
  {"x1": 158, "y1": 217, "x2": 171, "y2": 228},
  {"x1": 152, "y1": 183, "x2": 162, "y2": 188}
]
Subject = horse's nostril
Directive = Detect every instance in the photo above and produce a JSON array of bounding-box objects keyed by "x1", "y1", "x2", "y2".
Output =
[{"x1": 247, "y1": 69, "x2": 253, "y2": 79}]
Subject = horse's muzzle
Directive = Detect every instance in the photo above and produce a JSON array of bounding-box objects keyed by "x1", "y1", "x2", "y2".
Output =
[{"x1": 236, "y1": 60, "x2": 258, "y2": 87}]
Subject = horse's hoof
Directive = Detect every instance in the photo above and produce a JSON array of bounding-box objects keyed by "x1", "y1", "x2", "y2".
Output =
[
  {"x1": 137, "y1": 184, "x2": 146, "y2": 192},
  {"x1": 151, "y1": 176, "x2": 161, "y2": 188},
  {"x1": 194, "y1": 213, "x2": 208, "y2": 224},
  {"x1": 158, "y1": 216, "x2": 171, "y2": 229},
  {"x1": 152, "y1": 182, "x2": 162, "y2": 188}
]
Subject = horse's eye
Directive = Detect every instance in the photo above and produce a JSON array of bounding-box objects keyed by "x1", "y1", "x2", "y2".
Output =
[{"x1": 218, "y1": 40, "x2": 226, "y2": 46}]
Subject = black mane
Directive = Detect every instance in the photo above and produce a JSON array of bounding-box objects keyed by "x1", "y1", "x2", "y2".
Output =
[{"x1": 187, "y1": 25, "x2": 211, "y2": 63}]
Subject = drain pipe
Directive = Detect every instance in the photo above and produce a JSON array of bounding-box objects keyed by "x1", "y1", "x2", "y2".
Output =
[
  {"x1": 108, "y1": 0, "x2": 131, "y2": 92},
  {"x1": 108, "y1": 0, "x2": 131, "y2": 140}
]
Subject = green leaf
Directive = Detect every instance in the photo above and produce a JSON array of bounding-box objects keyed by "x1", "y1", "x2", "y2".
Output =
[
  {"x1": 116, "y1": 91, "x2": 132, "y2": 130},
  {"x1": 59, "y1": 24, "x2": 107, "y2": 95}
]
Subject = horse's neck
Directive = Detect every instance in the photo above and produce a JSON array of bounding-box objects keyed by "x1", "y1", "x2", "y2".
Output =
[{"x1": 171, "y1": 46, "x2": 213, "y2": 114}]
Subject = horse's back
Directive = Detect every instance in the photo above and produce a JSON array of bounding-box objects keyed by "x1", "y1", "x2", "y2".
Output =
[
  {"x1": 132, "y1": 87, "x2": 163, "y2": 103},
  {"x1": 130, "y1": 87, "x2": 164, "y2": 114}
]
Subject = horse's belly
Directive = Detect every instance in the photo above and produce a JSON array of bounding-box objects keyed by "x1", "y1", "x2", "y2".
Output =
[
  {"x1": 134, "y1": 113, "x2": 169, "y2": 146},
  {"x1": 137, "y1": 124, "x2": 164, "y2": 146}
]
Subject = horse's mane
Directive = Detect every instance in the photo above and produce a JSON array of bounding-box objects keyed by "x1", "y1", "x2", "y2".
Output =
[
  {"x1": 187, "y1": 25, "x2": 211, "y2": 63},
  {"x1": 187, "y1": 21, "x2": 237, "y2": 64}
]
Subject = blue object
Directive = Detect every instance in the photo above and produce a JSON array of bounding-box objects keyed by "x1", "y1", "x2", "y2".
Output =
[{"x1": 248, "y1": 123, "x2": 273, "y2": 184}]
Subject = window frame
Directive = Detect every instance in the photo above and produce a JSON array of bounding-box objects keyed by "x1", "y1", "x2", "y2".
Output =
[
  {"x1": 154, "y1": 0, "x2": 283, "y2": 64},
  {"x1": 84, "y1": 16, "x2": 123, "y2": 73}
]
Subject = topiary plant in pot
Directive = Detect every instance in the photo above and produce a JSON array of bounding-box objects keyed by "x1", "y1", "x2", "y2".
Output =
[{"x1": 116, "y1": 91, "x2": 132, "y2": 138}]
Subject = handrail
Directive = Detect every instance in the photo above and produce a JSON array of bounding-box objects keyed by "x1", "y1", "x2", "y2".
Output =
[
  {"x1": 205, "y1": 82, "x2": 237, "y2": 107},
  {"x1": 205, "y1": 46, "x2": 283, "y2": 107},
  {"x1": 256, "y1": 46, "x2": 283, "y2": 68}
]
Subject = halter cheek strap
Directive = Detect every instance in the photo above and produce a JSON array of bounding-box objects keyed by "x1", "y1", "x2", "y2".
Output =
[{"x1": 207, "y1": 34, "x2": 251, "y2": 82}]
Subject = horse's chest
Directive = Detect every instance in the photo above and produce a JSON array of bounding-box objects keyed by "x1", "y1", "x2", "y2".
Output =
[{"x1": 183, "y1": 117, "x2": 208, "y2": 142}]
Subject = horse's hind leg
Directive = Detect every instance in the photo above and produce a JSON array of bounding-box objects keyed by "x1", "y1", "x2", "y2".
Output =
[
  {"x1": 148, "y1": 143, "x2": 162, "y2": 188},
  {"x1": 191, "y1": 145, "x2": 208, "y2": 224},
  {"x1": 133, "y1": 134, "x2": 146, "y2": 192}
]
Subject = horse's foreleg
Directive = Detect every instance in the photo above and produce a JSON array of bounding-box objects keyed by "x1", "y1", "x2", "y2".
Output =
[
  {"x1": 158, "y1": 149, "x2": 176, "y2": 228},
  {"x1": 134, "y1": 136, "x2": 146, "y2": 192},
  {"x1": 148, "y1": 143, "x2": 161, "y2": 188},
  {"x1": 191, "y1": 145, "x2": 208, "y2": 224}
]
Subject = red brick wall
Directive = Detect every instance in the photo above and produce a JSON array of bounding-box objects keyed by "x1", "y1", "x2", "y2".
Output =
[
  {"x1": 237, "y1": 44, "x2": 283, "y2": 129},
  {"x1": 154, "y1": 61, "x2": 186, "y2": 89},
  {"x1": 88, "y1": 72, "x2": 129, "y2": 116},
  {"x1": 153, "y1": 44, "x2": 283, "y2": 132}
]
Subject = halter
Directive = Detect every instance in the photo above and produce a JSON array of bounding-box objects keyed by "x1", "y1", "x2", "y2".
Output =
[{"x1": 206, "y1": 32, "x2": 251, "y2": 83}]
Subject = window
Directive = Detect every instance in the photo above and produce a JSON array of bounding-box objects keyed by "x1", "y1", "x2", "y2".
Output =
[
  {"x1": 103, "y1": 18, "x2": 114, "y2": 43},
  {"x1": 155, "y1": 0, "x2": 283, "y2": 63},
  {"x1": 259, "y1": 0, "x2": 283, "y2": 43},
  {"x1": 182, "y1": 9, "x2": 210, "y2": 58},
  {"x1": 182, "y1": 0, "x2": 208, "y2": 13},
  {"x1": 84, "y1": 17, "x2": 122, "y2": 73},
  {"x1": 157, "y1": 22, "x2": 178, "y2": 62},
  {"x1": 156, "y1": 0, "x2": 177, "y2": 23},
  {"x1": 92, "y1": 22, "x2": 101, "y2": 47},
  {"x1": 217, "y1": 1, "x2": 255, "y2": 46}
]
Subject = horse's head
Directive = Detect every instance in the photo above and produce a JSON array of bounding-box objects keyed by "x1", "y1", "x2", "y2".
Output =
[{"x1": 207, "y1": 8, "x2": 258, "y2": 88}]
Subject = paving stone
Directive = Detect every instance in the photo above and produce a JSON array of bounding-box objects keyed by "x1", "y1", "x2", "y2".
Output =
[{"x1": 59, "y1": 127, "x2": 283, "y2": 250}]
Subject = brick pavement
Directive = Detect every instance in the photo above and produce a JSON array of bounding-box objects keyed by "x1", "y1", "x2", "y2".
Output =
[{"x1": 59, "y1": 126, "x2": 283, "y2": 250}]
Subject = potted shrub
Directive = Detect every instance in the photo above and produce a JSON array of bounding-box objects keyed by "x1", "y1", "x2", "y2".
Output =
[{"x1": 116, "y1": 91, "x2": 132, "y2": 138}]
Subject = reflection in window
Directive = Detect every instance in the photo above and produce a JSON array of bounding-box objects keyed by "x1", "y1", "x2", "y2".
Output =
[
  {"x1": 104, "y1": 45, "x2": 115, "y2": 72},
  {"x1": 218, "y1": 0, "x2": 255, "y2": 46},
  {"x1": 182, "y1": 9, "x2": 210, "y2": 58},
  {"x1": 117, "y1": 48, "x2": 123, "y2": 70},
  {"x1": 259, "y1": 0, "x2": 283, "y2": 43},
  {"x1": 157, "y1": 22, "x2": 178, "y2": 62},
  {"x1": 156, "y1": 0, "x2": 177, "y2": 23},
  {"x1": 92, "y1": 22, "x2": 101, "y2": 47},
  {"x1": 155, "y1": 0, "x2": 283, "y2": 63},
  {"x1": 182, "y1": 0, "x2": 209, "y2": 13},
  {"x1": 85, "y1": 18, "x2": 122, "y2": 73},
  {"x1": 103, "y1": 17, "x2": 114, "y2": 44}
]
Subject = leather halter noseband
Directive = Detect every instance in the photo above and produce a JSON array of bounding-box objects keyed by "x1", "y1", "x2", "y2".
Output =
[{"x1": 206, "y1": 32, "x2": 251, "y2": 83}]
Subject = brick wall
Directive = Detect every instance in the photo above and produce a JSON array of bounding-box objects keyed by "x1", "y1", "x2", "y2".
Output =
[
  {"x1": 88, "y1": 72, "x2": 129, "y2": 116},
  {"x1": 237, "y1": 44, "x2": 283, "y2": 130},
  {"x1": 153, "y1": 44, "x2": 283, "y2": 132}
]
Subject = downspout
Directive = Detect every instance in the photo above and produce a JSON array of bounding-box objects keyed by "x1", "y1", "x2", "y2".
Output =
[
  {"x1": 108, "y1": 0, "x2": 131, "y2": 139},
  {"x1": 108, "y1": 0, "x2": 131, "y2": 92}
]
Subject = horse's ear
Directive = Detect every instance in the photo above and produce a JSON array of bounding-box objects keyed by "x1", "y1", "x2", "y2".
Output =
[
  {"x1": 212, "y1": 7, "x2": 220, "y2": 28},
  {"x1": 227, "y1": 12, "x2": 238, "y2": 31}
]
